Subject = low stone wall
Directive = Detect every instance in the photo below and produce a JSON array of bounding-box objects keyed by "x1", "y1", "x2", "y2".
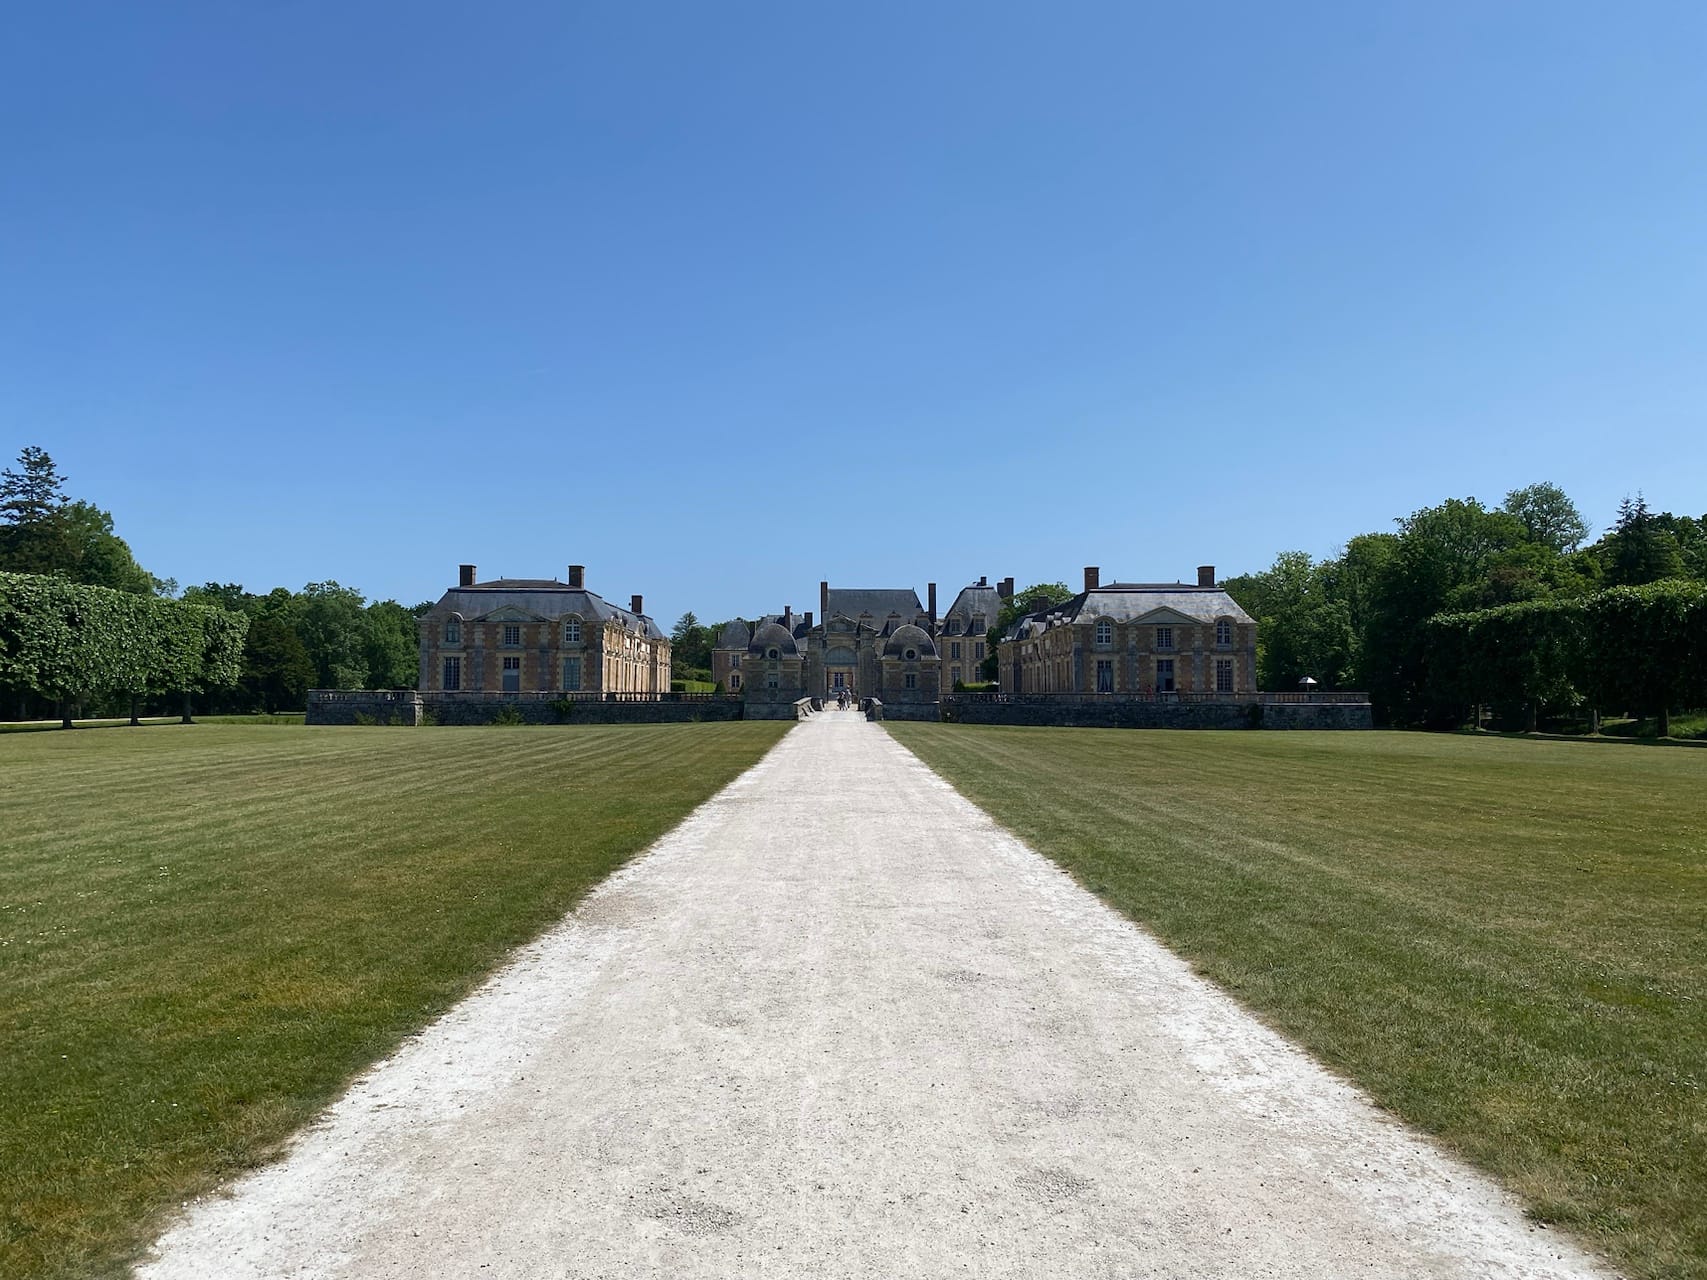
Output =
[
  {"x1": 306, "y1": 690, "x2": 423, "y2": 726},
  {"x1": 939, "y1": 696, "x2": 1372, "y2": 730},
  {"x1": 426, "y1": 695, "x2": 744, "y2": 726}
]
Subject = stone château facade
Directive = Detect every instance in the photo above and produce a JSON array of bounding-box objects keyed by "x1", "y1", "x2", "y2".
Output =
[
  {"x1": 417, "y1": 564, "x2": 670, "y2": 695},
  {"x1": 999, "y1": 566, "x2": 1256, "y2": 695}
]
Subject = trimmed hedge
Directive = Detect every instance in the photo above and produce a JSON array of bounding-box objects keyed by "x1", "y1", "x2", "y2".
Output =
[
  {"x1": 1426, "y1": 580, "x2": 1707, "y2": 734},
  {"x1": 0, "y1": 572, "x2": 247, "y2": 719}
]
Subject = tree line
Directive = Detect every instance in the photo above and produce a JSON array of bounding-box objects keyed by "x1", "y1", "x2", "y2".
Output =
[
  {"x1": 0, "y1": 447, "x2": 426, "y2": 720},
  {"x1": 1223, "y1": 483, "x2": 1707, "y2": 727}
]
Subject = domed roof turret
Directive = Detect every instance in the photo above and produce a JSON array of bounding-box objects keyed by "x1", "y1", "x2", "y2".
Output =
[
  {"x1": 749, "y1": 621, "x2": 799, "y2": 657},
  {"x1": 882, "y1": 624, "x2": 937, "y2": 660}
]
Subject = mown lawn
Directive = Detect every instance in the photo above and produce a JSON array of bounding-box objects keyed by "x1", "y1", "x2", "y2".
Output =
[
  {"x1": 0, "y1": 721, "x2": 788, "y2": 1280},
  {"x1": 888, "y1": 725, "x2": 1707, "y2": 1280}
]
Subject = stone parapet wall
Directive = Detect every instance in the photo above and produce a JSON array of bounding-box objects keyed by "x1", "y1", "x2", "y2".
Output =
[
  {"x1": 427, "y1": 695, "x2": 744, "y2": 725},
  {"x1": 939, "y1": 696, "x2": 1372, "y2": 730},
  {"x1": 306, "y1": 691, "x2": 425, "y2": 726}
]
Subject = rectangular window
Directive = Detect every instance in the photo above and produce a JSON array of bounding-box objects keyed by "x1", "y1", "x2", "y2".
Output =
[
  {"x1": 971, "y1": 614, "x2": 985, "y2": 634},
  {"x1": 1096, "y1": 659, "x2": 1114, "y2": 693},
  {"x1": 905, "y1": 672, "x2": 917, "y2": 690},
  {"x1": 1216, "y1": 658, "x2": 1234, "y2": 693},
  {"x1": 951, "y1": 642, "x2": 962, "y2": 659},
  {"x1": 563, "y1": 657, "x2": 582, "y2": 691},
  {"x1": 1155, "y1": 626, "x2": 1173, "y2": 651},
  {"x1": 564, "y1": 618, "x2": 581, "y2": 643},
  {"x1": 1155, "y1": 658, "x2": 1176, "y2": 692},
  {"x1": 502, "y1": 654, "x2": 521, "y2": 692},
  {"x1": 951, "y1": 666, "x2": 962, "y2": 686},
  {"x1": 502, "y1": 623, "x2": 522, "y2": 647},
  {"x1": 442, "y1": 656, "x2": 461, "y2": 691},
  {"x1": 973, "y1": 642, "x2": 984, "y2": 660},
  {"x1": 444, "y1": 619, "x2": 461, "y2": 646}
]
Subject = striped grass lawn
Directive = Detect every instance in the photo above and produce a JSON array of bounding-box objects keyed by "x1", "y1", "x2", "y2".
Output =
[
  {"x1": 0, "y1": 721, "x2": 788, "y2": 1280},
  {"x1": 888, "y1": 725, "x2": 1707, "y2": 1280}
]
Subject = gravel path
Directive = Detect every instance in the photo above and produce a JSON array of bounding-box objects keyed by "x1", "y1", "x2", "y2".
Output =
[{"x1": 139, "y1": 711, "x2": 1612, "y2": 1279}]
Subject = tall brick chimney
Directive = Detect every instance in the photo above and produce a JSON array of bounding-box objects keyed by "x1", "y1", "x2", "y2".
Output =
[
  {"x1": 1084, "y1": 566, "x2": 1100, "y2": 592},
  {"x1": 803, "y1": 611, "x2": 813, "y2": 631},
  {"x1": 820, "y1": 580, "x2": 829, "y2": 620},
  {"x1": 927, "y1": 582, "x2": 937, "y2": 633},
  {"x1": 978, "y1": 575, "x2": 988, "y2": 586},
  {"x1": 1197, "y1": 565, "x2": 1216, "y2": 587},
  {"x1": 631, "y1": 593, "x2": 644, "y2": 616},
  {"x1": 459, "y1": 564, "x2": 476, "y2": 588},
  {"x1": 998, "y1": 576, "x2": 1014, "y2": 599},
  {"x1": 568, "y1": 564, "x2": 585, "y2": 589}
]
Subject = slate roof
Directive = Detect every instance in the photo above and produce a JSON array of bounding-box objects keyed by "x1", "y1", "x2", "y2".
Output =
[
  {"x1": 423, "y1": 580, "x2": 666, "y2": 641},
  {"x1": 1011, "y1": 584, "x2": 1252, "y2": 639},
  {"x1": 748, "y1": 620, "x2": 800, "y2": 657},
  {"x1": 717, "y1": 619, "x2": 753, "y2": 650},
  {"x1": 882, "y1": 623, "x2": 938, "y2": 659},
  {"x1": 824, "y1": 587, "x2": 924, "y2": 620},
  {"x1": 942, "y1": 581, "x2": 1002, "y2": 632}
]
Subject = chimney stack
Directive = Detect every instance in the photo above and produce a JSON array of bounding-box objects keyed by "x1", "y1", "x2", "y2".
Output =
[
  {"x1": 1084, "y1": 565, "x2": 1100, "y2": 592},
  {"x1": 459, "y1": 564, "x2": 476, "y2": 588},
  {"x1": 978, "y1": 575, "x2": 988, "y2": 587},
  {"x1": 631, "y1": 594, "x2": 644, "y2": 616},
  {"x1": 820, "y1": 580, "x2": 829, "y2": 620},
  {"x1": 568, "y1": 564, "x2": 585, "y2": 589},
  {"x1": 1197, "y1": 565, "x2": 1216, "y2": 588},
  {"x1": 927, "y1": 582, "x2": 938, "y2": 634},
  {"x1": 998, "y1": 576, "x2": 1014, "y2": 599},
  {"x1": 803, "y1": 611, "x2": 814, "y2": 631}
]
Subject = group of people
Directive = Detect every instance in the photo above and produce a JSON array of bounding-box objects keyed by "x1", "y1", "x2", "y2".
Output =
[{"x1": 835, "y1": 687, "x2": 855, "y2": 711}]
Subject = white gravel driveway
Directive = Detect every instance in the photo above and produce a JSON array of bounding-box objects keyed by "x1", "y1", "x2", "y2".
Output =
[{"x1": 138, "y1": 710, "x2": 1611, "y2": 1279}]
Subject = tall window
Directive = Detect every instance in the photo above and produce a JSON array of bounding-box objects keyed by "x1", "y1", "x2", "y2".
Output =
[
  {"x1": 1096, "y1": 659, "x2": 1114, "y2": 692},
  {"x1": 905, "y1": 672, "x2": 917, "y2": 689},
  {"x1": 563, "y1": 656, "x2": 582, "y2": 691},
  {"x1": 950, "y1": 666, "x2": 962, "y2": 686},
  {"x1": 974, "y1": 642, "x2": 984, "y2": 660},
  {"x1": 1216, "y1": 618, "x2": 1232, "y2": 646},
  {"x1": 1216, "y1": 658, "x2": 1234, "y2": 693},
  {"x1": 970, "y1": 614, "x2": 985, "y2": 634},
  {"x1": 442, "y1": 656, "x2": 461, "y2": 691},
  {"x1": 1155, "y1": 658, "x2": 1176, "y2": 692},
  {"x1": 1155, "y1": 626, "x2": 1173, "y2": 651},
  {"x1": 951, "y1": 642, "x2": 962, "y2": 659},
  {"x1": 564, "y1": 618, "x2": 582, "y2": 643},
  {"x1": 502, "y1": 654, "x2": 522, "y2": 692},
  {"x1": 444, "y1": 619, "x2": 461, "y2": 645},
  {"x1": 502, "y1": 623, "x2": 521, "y2": 647},
  {"x1": 1094, "y1": 619, "x2": 1112, "y2": 645}
]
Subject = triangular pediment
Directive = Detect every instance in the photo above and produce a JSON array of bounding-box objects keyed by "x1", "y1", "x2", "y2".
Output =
[
  {"x1": 476, "y1": 605, "x2": 546, "y2": 623},
  {"x1": 1129, "y1": 606, "x2": 1199, "y2": 627}
]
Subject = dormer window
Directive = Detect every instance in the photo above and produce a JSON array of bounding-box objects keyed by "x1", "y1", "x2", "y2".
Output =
[
  {"x1": 767, "y1": 648, "x2": 779, "y2": 660},
  {"x1": 904, "y1": 648, "x2": 918, "y2": 661},
  {"x1": 1155, "y1": 626, "x2": 1174, "y2": 651},
  {"x1": 1094, "y1": 619, "x2": 1112, "y2": 645},
  {"x1": 444, "y1": 619, "x2": 461, "y2": 646},
  {"x1": 502, "y1": 623, "x2": 522, "y2": 647},
  {"x1": 564, "y1": 617, "x2": 582, "y2": 644},
  {"x1": 1216, "y1": 618, "x2": 1233, "y2": 646},
  {"x1": 970, "y1": 614, "x2": 985, "y2": 634}
]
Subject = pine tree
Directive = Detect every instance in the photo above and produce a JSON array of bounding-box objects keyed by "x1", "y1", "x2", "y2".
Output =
[{"x1": 0, "y1": 446, "x2": 68, "y2": 525}]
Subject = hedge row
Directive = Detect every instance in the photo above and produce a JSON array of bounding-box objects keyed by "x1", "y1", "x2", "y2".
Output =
[
  {"x1": 1426, "y1": 580, "x2": 1707, "y2": 734},
  {"x1": 0, "y1": 571, "x2": 247, "y2": 719}
]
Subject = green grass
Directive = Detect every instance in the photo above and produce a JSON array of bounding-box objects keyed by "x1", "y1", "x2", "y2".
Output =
[
  {"x1": 887, "y1": 725, "x2": 1707, "y2": 1280},
  {"x1": 0, "y1": 721, "x2": 788, "y2": 1280}
]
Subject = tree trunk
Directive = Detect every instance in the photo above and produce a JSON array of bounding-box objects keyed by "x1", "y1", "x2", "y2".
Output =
[
  {"x1": 129, "y1": 694, "x2": 140, "y2": 727},
  {"x1": 59, "y1": 698, "x2": 73, "y2": 730},
  {"x1": 1658, "y1": 705, "x2": 1671, "y2": 739},
  {"x1": 1589, "y1": 708, "x2": 1601, "y2": 735},
  {"x1": 181, "y1": 691, "x2": 194, "y2": 725},
  {"x1": 1526, "y1": 701, "x2": 1538, "y2": 734}
]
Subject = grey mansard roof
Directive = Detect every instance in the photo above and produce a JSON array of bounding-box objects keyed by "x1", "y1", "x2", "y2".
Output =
[
  {"x1": 824, "y1": 587, "x2": 924, "y2": 620},
  {"x1": 943, "y1": 581, "x2": 1001, "y2": 630},
  {"x1": 1011, "y1": 584, "x2": 1253, "y2": 639},
  {"x1": 717, "y1": 619, "x2": 753, "y2": 651},
  {"x1": 424, "y1": 580, "x2": 665, "y2": 641}
]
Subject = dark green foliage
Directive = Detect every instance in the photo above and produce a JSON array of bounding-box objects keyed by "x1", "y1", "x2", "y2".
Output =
[
  {"x1": 239, "y1": 613, "x2": 315, "y2": 713},
  {"x1": 0, "y1": 448, "x2": 159, "y2": 595},
  {"x1": 671, "y1": 612, "x2": 716, "y2": 675},
  {"x1": 0, "y1": 572, "x2": 247, "y2": 718},
  {"x1": 1426, "y1": 581, "x2": 1707, "y2": 735},
  {"x1": 984, "y1": 581, "x2": 1073, "y2": 679},
  {"x1": 1602, "y1": 495, "x2": 1687, "y2": 586},
  {"x1": 361, "y1": 600, "x2": 420, "y2": 689}
]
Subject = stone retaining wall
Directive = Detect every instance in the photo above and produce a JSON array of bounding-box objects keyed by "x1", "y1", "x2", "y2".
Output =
[
  {"x1": 939, "y1": 697, "x2": 1372, "y2": 730},
  {"x1": 307, "y1": 691, "x2": 743, "y2": 726}
]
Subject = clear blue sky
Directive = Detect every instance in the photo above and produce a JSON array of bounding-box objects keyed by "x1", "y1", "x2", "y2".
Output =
[{"x1": 4, "y1": 2, "x2": 1704, "y2": 623}]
